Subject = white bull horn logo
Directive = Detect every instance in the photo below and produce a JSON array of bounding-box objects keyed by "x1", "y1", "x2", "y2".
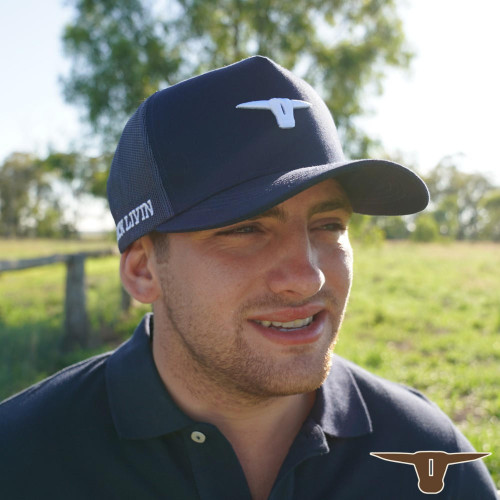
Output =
[{"x1": 236, "y1": 98, "x2": 311, "y2": 129}]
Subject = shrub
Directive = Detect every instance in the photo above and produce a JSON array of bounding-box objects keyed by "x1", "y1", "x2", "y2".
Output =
[{"x1": 411, "y1": 214, "x2": 440, "y2": 242}]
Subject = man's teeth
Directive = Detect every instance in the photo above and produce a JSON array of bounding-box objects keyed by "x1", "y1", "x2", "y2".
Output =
[{"x1": 256, "y1": 316, "x2": 313, "y2": 329}]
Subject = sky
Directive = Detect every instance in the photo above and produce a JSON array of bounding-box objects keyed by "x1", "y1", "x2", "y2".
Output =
[{"x1": 1, "y1": 0, "x2": 499, "y2": 231}]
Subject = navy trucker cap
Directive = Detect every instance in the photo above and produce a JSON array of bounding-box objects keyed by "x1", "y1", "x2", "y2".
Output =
[{"x1": 107, "y1": 55, "x2": 429, "y2": 252}]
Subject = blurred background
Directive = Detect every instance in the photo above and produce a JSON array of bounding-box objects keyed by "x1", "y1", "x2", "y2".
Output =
[
  {"x1": 0, "y1": 0, "x2": 499, "y2": 487},
  {"x1": 1, "y1": 0, "x2": 499, "y2": 239}
]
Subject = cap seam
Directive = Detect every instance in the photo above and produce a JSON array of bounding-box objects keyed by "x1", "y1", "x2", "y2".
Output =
[{"x1": 142, "y1": 95, "x2": 175, "y2": 218}]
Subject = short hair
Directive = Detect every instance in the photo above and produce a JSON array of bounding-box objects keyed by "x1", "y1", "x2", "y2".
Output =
[{"x1": 148, "y1": 231, "x2": 169, "y2": 262}]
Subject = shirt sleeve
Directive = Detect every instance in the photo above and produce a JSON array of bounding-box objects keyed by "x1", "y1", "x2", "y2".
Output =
[{"x1": 450, "y1": 426, "x2": 498, "y2": 499}]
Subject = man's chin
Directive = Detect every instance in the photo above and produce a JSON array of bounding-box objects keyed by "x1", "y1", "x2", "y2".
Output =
[{"x1": 238, "y1": 352, "x2": 334, "y2": 399}]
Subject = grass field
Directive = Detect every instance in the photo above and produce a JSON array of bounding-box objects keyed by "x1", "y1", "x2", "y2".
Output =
[{"x1": 0, "y1": 238, "x2": 499, "y2": 487}]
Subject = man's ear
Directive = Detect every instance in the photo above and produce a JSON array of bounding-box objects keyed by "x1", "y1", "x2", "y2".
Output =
[{"x1": 120, "y1": 236, "x2": 161, "y2": 304}]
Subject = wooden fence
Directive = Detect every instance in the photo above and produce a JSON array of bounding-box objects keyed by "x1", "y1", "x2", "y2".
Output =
[{"x1": 0, "y1": 250, "x2": 127, "y2": 351}]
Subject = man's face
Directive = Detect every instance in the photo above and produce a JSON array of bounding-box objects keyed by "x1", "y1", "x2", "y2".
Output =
[{"x1": 153, "y1": 179, "x2": 353, "y2": 400}]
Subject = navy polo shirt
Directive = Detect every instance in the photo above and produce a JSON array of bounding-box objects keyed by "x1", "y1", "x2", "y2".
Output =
[{"x1": 0, "y1": 314, "x2": 496, "y2": 499}]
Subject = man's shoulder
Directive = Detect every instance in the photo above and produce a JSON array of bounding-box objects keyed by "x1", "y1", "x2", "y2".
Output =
[
  {"x1": 328, "y1": 357, "x2": 498, "y2": 498},
  {"x1": 337, "y1": 355, "x2": 437, "y2": 407},
  {"x1": 331, "y1": 356, "x2": 460, "y2": 447},
  {"x1": 0, "y1": 351, "x2": 112, "y2": 439}
]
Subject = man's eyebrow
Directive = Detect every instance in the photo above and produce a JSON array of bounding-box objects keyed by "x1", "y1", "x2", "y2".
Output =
[
  {"x1": 245, "y1": 196, "x2": 352, "y2": 223},
  {"x1": 308, "y1": 198, "x2": 352, "y2": 217},
  {"x1": 246, "y1": 206, "x2": 287, "y2": 223}
]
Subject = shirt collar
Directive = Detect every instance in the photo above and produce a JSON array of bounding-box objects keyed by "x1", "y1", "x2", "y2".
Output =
[
  {"x1": 106, "y1": 313, "x2": 195, "y2": 439},
  {"x1": 308, "y1": 355, "x2": 373, "y2": 438},
  {"x1": 106, "y1": 314, "x2": 372, "y2": 440}
]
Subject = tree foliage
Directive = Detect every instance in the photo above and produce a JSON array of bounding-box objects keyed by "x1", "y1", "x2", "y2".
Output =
[
  {"x1": 0, "y1": 153, "x2": 108, "y2": 238},
  {"x1": 410, "y1": 214, "x2": 439, "y2": 242},
  {"x1": 0, "y1": 153, "x2": 77, "y2": 237},
  {"x1": 62, "y1": 0, "x2": 181, "y2": 139},
  {"x1": 62, "y1": 0, "x2": 412, "y2": 155},
  {"x1": 480, "y1": 190, "x2": 500, "y2": 241},
  {"x1": 43, "y1": 151, "x2": 111, "y2": 199},
  {"x1": 423, "y1": 156, "x2": 497, "y2": 241}
]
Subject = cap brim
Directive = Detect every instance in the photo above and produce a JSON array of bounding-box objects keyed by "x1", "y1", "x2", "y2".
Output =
[{"x1": 155, "y1": 159, "x2": 429, "y2": 233}]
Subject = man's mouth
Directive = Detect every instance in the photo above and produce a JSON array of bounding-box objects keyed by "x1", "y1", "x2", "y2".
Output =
[
  {"x1": 254, "y1": 316, "x2": 314, "y2": 331},
  {"x1": 249, "y1": 308, "x2": 327, "y2": 346}
]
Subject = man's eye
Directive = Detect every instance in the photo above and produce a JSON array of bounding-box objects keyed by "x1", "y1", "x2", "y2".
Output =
[
  {"x1": 318, "y1": 222, "x2": 346, "y2": 232},
  {"x1": 233, "y1": 226, "x2": 256, "y2": 234},
  {"x1": 220, "y1": 225, "x2": 259, "y2": 235}
]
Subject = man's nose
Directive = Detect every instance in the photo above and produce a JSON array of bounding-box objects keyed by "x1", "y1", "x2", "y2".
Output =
[{"x1": 266, "y1": 230, "x2": 325, "y2": 300}]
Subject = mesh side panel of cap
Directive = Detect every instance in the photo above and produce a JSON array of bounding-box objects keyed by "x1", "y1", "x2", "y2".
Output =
[{"x1": 107, "y1": 97, "x2": 174, "y2": 252}]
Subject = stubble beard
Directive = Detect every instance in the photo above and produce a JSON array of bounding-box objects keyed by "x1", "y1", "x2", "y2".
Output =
[{"x1": 158, "y1": 275, "x2": 348, "y2": 405}]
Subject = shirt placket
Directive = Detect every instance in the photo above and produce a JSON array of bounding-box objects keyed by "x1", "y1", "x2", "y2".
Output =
[
  {"x1": 184, "y1": 423, "x2": 252, "y2": 500},
  {"x1": 269, "y1": 422, "x2": 330, "y2": 500}
]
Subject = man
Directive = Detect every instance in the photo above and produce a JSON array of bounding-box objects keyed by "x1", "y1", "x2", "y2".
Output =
[{"x1": 0, "y1": 56, "x2": 496, "y2": 499}]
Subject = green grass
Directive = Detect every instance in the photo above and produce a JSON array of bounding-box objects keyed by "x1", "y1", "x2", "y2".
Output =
[
  {"x1": 0, "y1": 238, "x2": 498, "y2": 487},
  {"x1": 0, "y1": 241, "x2": 150, "y2": 398},
  {"x1": 336, "y1": 241, "x2": 500, "y2": 487}
]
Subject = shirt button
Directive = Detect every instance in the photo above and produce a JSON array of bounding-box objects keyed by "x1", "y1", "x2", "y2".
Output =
[{"x1": 191, "y1": 431, "x2": 206, "y2": 444}]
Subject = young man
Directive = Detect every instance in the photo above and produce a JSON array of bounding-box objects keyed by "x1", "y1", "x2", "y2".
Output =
[{"x1": 0, "y1": 56, "x2": 496, "y2": 499}]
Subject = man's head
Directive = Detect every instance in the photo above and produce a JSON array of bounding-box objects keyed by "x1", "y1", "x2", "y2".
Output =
[
  {"x1": 107, "y1": 56, "x2": 428, "y2": 253},
  {"x1": 110, "y1": 56, "x2": 428, "y2": 400},
  {"x1": 121, "y1": 179, "x2": 353, "y2": 399}
]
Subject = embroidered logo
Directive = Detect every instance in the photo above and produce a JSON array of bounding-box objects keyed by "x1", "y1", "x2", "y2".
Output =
[
  {"x1": 236, "y1": 98, "x2": 311, "y2": 129},
  {"x1": 370, "y1": 451, "x2": 491, "y2": 494},
  {"x1": 116, "y1": 199, "x2": 154, "y2": 241}
]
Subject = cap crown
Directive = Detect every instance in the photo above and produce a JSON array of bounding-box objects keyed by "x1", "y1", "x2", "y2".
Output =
[
  {"x1": 107, "y1": 56, "x2": 343, "y2": 251},
  {"x1": 107, "y1": 56, "x2": 429, "y2": 252}
]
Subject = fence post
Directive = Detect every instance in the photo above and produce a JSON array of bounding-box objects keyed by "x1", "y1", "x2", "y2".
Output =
[
  {"x1": 121, "y1": 285, "x2": 131, "y2": 311},
  {"x1": 62, "y1": 254, "x2": 89, "y2": 351}
]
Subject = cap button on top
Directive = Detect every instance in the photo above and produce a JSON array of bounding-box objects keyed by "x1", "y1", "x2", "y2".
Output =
[{"x1": 191, "y1": 431, "x2": 206, "y2": 443}]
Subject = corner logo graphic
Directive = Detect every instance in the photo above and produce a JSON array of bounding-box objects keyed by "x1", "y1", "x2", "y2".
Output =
[
  {"x1": 370, "y1": 451, "x2": 491, "y2": 494},
  {"x1": 236, "y1": 98, "x2": 311, "y2": 129}
]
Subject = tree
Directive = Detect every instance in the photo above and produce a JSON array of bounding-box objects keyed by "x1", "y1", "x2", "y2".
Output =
[
  {"x1": 410, "y1": 214, "x2": 439, "y2": 242},
  {"x1": 0, "y1": 153, "x2": 77, "y2": 238},
  {"x1": 62, "y1": 0, "x2": 412, "y2": 158},
  {"x1": 62, "y1": 0, "x2": 181, "y2": 141},
  {"x1": 480, "y1": 190, "x2": 500, "y2": 241},
  {"x1": 43, "y1": 151, "x2": 111, "y2": 199},
  {"x1": 349, "y1": 213, "x2": 410, "y2": 242},
  {"x1": 424, "y1": 156, "x2": 496, "y2": 240},
  {"x1": 0, "y1": 153, "x2": 46, "y2": 237}
]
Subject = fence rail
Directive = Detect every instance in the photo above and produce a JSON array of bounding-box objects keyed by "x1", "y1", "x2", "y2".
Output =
[
  {"x1": 0, "y1": 250, "x2": 114, "y2": 272},
  {"x1": 0, "y1": 249, "x2": 125, "y2": 351}
]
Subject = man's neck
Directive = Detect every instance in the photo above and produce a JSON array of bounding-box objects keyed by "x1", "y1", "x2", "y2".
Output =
[
  {"x1": 152, "y1": 327, "x2": 316, "y2": 500},
  {"x1": 211, "y1": 392, "x2": 315, "y2": 500},
  {"x1": 172, "y1": 380, "x2": 315, "y2": 500}
]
